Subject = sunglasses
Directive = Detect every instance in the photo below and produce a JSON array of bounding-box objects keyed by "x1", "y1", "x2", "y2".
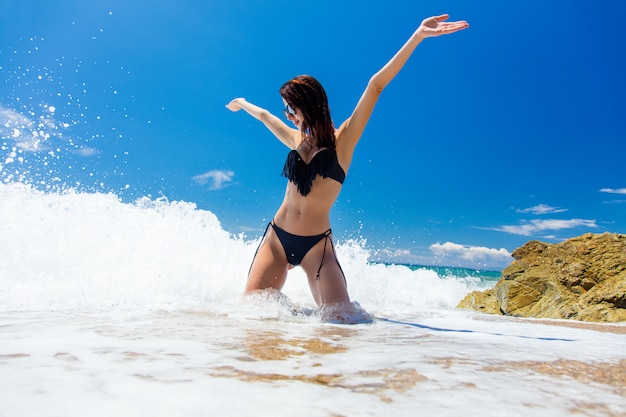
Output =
[{"x1": 283, "y1": 103, "x2": 297, "y2": 119}]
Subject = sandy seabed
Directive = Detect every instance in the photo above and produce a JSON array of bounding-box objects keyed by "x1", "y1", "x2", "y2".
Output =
[{"x1": 1, "y1": 310, "x2": 624, "y2": 417}]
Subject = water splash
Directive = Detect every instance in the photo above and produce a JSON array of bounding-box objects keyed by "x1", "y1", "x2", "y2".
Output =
[{"x1": 0, "y1": 183, "x2": 494, "y2": 314}]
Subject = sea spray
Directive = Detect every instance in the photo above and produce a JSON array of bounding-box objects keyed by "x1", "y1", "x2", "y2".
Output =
[
  {"x1": 0, "y1": 183, "x2": 249, "y2": 311},
  {"x1": 0, "y1": 182, "x2": 495, "y2": 314}
]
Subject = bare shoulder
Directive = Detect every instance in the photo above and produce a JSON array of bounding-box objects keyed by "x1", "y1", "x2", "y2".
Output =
[
  {"x1": 290, "y1": 129, "x2": 303, "y2": 148},
  {"x1": 334, "y1": 119, "x2": 351, "y2": 146},
  {"x1": 334, "y1": 122, "x2": 355, "y2": 171},
  {"x1": 281, "y1": 127, "x2": 302, "y2": 149}
]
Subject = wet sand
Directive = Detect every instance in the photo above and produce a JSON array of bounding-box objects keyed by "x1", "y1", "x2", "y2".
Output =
[{"x1": 475, "y1": 314, "x2": 626, "y2": 334}]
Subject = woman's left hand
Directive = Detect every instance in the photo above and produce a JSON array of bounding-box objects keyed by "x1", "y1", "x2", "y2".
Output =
[{"x1": 417, "y1": 14, "x2": 469, "y2": 39}]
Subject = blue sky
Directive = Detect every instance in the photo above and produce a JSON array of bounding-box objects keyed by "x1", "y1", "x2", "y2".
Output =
[{"x1": 1, "y1": 1, "x2": 625, "y2": 270}]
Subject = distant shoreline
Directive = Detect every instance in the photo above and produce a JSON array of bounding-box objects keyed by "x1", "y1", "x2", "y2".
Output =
[{"x1": 378, "y1": 262, "x2": 502, "y2": 278}]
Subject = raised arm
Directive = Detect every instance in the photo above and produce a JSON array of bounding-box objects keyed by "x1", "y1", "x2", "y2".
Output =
[
  {"x1": 336, "y1": 14, "x2": 469, "y2": 155},
  {"x1": 226, "y1": 98, "x2": 299, "y2": 148}
]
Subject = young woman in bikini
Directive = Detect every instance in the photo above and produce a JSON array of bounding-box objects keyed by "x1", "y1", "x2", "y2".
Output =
[{"x1": 226, "y1": 14, "x2": 468, "y2": 312}]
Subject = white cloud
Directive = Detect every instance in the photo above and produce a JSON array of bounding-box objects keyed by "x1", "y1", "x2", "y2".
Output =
[
  {"x1": 491, "y1": 218, "x2": 597, "y2": 237},
  {"x1": 372, "y1": 243, "x2": 512, "y2": 270},
  {"x1": 429, "y1": 242, "x2": 511, "y2": 263},
  {"x1": 600, "y1": 188, "x2": 626, "y2": 195},
  {"x1": 75, "y1": 147, "x2": 100, "y2": 156},
  {"x1": 1, "y1": 107, "x2": 33, "y2": 139},
  {"x1": 0, "y1": 105, "x2": 74, "y2": 153},
  {"x1": 192, "y1": 169, "x2": 235, "y2": 191},
  {"x1": 516, "y1": 204, "x2": 567, "y2": 215}
]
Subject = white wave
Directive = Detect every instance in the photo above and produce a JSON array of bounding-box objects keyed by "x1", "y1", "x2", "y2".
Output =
[{"x1": 0, "y1": 183, "x2": 491, "y2": 314}]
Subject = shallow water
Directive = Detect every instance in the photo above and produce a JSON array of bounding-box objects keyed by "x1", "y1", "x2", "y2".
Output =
[{"x1": 1, "y1": 310, "x2": 625, "y2": 417}]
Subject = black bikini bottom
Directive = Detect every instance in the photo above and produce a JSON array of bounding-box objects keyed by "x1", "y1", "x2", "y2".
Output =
[{"x1": 250, "y1": 221, "x2": 345, "y2": 281}]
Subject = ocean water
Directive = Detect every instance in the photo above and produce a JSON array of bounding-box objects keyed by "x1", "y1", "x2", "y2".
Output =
[{"x1": 1, "y1": 182, "x2": 625, "y2": 417}]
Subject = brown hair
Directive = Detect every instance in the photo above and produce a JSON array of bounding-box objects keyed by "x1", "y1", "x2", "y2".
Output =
[{"x1": 279, "y1": 75, "x2": 336, "y2": 149}]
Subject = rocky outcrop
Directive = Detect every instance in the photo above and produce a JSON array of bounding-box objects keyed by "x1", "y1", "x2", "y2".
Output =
[{"x1": 457, "y1": 233, "x2": 626, "y2": 322}]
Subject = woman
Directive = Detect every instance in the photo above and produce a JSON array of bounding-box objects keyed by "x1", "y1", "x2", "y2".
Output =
[{"x1": 227, "y1": 14, "x2": 468, "y2": 312}]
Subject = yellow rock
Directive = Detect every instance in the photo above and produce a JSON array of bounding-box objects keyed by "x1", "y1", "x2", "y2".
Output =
[{"x1": 457, "y1": 233, "x2": 626, "y2": 323}]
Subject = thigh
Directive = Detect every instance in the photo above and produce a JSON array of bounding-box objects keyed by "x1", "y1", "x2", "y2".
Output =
[
  {"x1": 301, "y1": 237, "x2": 350, "y2": 306},
  {"x1": 245, "y1": 230, "x2": 289, "y2": 293}
]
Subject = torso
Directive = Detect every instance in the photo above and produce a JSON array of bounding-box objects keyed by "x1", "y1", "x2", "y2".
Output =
[{"x1": 274, "y1": 139, "x2": 348, "y2": 236}]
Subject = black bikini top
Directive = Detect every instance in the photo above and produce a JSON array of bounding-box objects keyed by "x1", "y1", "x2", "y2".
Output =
[{"x1": 282, "y1": 148, "x2": 346, "y2": 196}]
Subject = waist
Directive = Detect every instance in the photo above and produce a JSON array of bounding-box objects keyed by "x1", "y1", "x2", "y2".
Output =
[{"x1": 274, "y1": 206, "x2": 331, "y2": 236}]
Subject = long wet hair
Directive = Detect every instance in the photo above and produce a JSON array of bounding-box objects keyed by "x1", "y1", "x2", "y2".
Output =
[{"x1": 279, "y1": 75, "x2": 336, "y2": 149}]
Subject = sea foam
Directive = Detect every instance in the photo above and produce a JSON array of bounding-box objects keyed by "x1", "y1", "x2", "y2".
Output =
[{"x1": 0, "y1": 182, "x2": 491, "y2": 314}]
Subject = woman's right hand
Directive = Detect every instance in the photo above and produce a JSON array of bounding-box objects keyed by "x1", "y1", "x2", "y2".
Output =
[{"x1": 226, "y1": 98, "x2": 246, "y2": 111}]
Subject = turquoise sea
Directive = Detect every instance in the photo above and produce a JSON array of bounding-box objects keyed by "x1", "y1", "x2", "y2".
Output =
[{"x1": 406, "y1": 264, "x2": 501, "y2": 281}]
